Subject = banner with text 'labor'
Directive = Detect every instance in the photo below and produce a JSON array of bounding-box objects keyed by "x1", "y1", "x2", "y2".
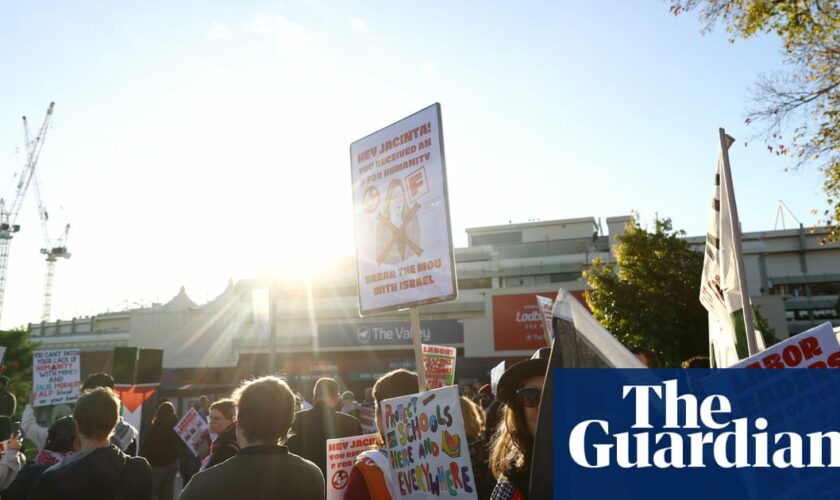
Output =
[{"x1": 350, "y1": 103, "x2": 457, "y2": 315}]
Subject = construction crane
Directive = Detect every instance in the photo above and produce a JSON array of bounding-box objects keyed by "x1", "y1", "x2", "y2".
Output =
[
  {"x1": 32, "y1": 171, "x2": 71, "y2": 322},
  {"x1": 0, "y1": 102, "x2": 55, "y2": 326}
]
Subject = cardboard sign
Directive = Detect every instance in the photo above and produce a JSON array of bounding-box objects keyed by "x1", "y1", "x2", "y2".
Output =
[
  {"x1": 380, "y1": 385, "x2": 478, "y2": 499},
  {"x1": 490, "y1": 361, "x2": 505, "y2": 397},
  {"x1": 730, "y1": 322, "x2": 840, "y2": 369},
  {"x1": 536, "y1": 295, "x2": 554, "y2": 346},
  {"x1": 174, "y1": 407, "x2": 210, "y2": 456},
  {"x1": 33, "y1": 349, "x2": 80, "y2": 407},
  {"x1": 422, "y1": 344, "x2": 457, "y2": 390},
  {"x1": 350, "y1": 103, "x2": 457, "y2": 315},
  {"x1": 326, "y1": 433, "x2": 379, "y2": 499}
]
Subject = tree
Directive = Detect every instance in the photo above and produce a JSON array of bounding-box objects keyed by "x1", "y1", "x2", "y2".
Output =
[
  {"x1": 669, "y1": 1, "x2": 840, "y2": 241},
  {"x1": 0, "y1": 328, "x2": 39, "y2": 413},
  {"x1": 584, "y1": 217, "x2": 776, "y2": 367}
]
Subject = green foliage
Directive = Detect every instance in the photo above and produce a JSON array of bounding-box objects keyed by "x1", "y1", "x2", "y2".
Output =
[
  {"x1": 670, "y1": 0, "x2": 840, "y2": 241},
  {"x1": 0, "y1": 328, "x2": 40, "y2": 412},
  {"x1": 584, "y1": 218, "x2": 708, "y2": 367}
]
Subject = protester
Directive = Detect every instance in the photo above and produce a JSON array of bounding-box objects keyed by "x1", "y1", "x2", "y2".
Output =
[
  {"x1": 21, "y1": 391, "x2": 73, "y2": 451},
  {"x1": 287, "y1": 377, "x2": 362, "y2": 477},
  {"x1": 3, "y1": 416, "x2": 77, "y2": 500},
  {"x1": 477, "y1": 384, "x2": 493, "y2": 411},
  {"x1": 631, "y1": 347, "x2": 662, "y2": 368},
  {"x1": 480, "y1": 383, "x2": 503, "y2": 442},
  {"x1": 141, "y1": 401, "x2": 185, "y2": 500},
  {"x1": 345, "y1": 369, "x2": 419, "y2": 499},
  {"x1": 34, "y1": 387, "x2": 152, "y2": 499},
  {"x1": 295, "y1": 390, "x2": 313, "y2": 410},
  {"x1": 0, "y1": 377, "x2": 17, "y2": 417},
  {"x1": 0, "y1": 416, "x2": 25, "y2": 491},
  {"x1": 681, "y1": 355, "x2": 711, "y2": 368},
  {"x1": 179, "y1": 376, "x2": 325, "y2": 500},
  {"x1": 489, "y1": 348, "x2": 549, "y2": 500},
  {"x1": 81, "y1": 373, "x2": 138, "y2": 453},
  {"x1": 178, "y1": 400, "x2": 206, "y2": 486},
  {"x1": 197, "y1": 396, "x2": 210, "y2": 420},
  {"x1": 358, "y1": 387, "x2": 377, "y2": 434},
  {"x1": 461, "y1": 396, "x2": 494, "y2": 500},
  {"x1": 341, "y1": 391, "x2": 361, "y2": 418},
  {"x1": 201, "y1": 399, "x2": 239, "y2": 470}
]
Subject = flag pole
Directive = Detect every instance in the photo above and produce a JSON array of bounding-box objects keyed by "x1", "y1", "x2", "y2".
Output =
[{"x1": 718, "y1": 128, "x2": 760, "y2": 356}]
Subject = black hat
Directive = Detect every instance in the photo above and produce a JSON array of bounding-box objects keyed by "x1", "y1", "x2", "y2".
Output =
[{"x1": 497, "y1": 348, "x2": 551, "y2": 406}]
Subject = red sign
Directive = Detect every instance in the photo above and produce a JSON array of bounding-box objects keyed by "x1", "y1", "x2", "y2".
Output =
[{"x1": 492, "y1": 291, "x2": 590, "y2": 350}]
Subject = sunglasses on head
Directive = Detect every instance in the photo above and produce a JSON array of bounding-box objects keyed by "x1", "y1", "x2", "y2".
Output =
[{"x1": 515, "y1": 387, "x2": 542, "y2": 408}]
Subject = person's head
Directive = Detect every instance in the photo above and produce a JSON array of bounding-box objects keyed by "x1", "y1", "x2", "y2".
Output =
[
  {"x1": 232, "y1": 376, "x2": 295, "y2": 447},
  {"x1": 478, "y1": 384, "x2": 493, "y2": 408},
  {"x1": 631, "y1": 347, "x2": 662, "y2": 368},
  {"x1": 81, "y1": 372, "x2": 115, "y2": 391},
  {"x1": 209, "y1": 399, "x2": 236, "y2": 434},
  {"x1": 73, "y1": 387, "x2": 120, "y2": 442},
  {"x1": 342, "y1": 391, "x2": 356, "y2": 405},
  {"x1": 152, "y1": 401, "x2": 176, "y2": 425},
  {"x1": 491, "y1": 348, "x2": 549, "y2": 480},
  {"x1": 681, "y1": 356, "x2": 711, "y2": 368},
  {"x1": 0, "y1": 376, "x2": 10, "y2": 392},
  {"x1": 372, "y1": 370, "x2": 419, "y2": 443},
  {"x1": 312, "y1": 378, "x2": 340, "y2": 408},
  {"x1": 459, "y1": 397, "x2": 485, "y2": 443},
  {"x1": 462, "y1": 384, "x2": 475, "y2": 397},
  {"x1": 46, "y1": 416, "x2": 78, "y2": 454},
  {"x1": 198, "y1": 395, "x2": 210, "y2": 411}
]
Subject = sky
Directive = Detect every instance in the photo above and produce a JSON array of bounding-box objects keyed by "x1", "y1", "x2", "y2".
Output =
[{"x1": 0, "y1": 0, "x2": 828, "y2": 329}]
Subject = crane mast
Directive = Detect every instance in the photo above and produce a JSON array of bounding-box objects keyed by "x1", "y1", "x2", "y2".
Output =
[{"x1": 0, "y1": 102, "x2": 54, "y2": 326}]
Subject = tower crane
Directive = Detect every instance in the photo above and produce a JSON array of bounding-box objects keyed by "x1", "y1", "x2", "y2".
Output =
[
  {"x1": 0, "y1": 102, "x2": 54, "y2": 326},
  {"x1": 32, "y1": 171, "x2": 70, "y2": 322}
]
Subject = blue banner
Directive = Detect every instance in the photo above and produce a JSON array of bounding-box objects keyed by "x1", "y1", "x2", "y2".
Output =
[
  {"x1": 317, "y1": 319, "x2": 463, "y2": 348},
  {"x1": 553, "y1": 369, "x2": 840, "y2": 499}
]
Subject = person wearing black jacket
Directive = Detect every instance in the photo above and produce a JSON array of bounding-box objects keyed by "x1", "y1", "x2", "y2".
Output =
[
  {"x1": 286, "y1": 378, "x2": 362, "y2": 477},
  {"x1": 33, "y1": 387, "x2": 151, "y2": 500},
  {"x1": 202, "y1": 399, "x2": 239, "y2": 470},
  {"x1": 141, "y1": 401, "x2": 185, "y2": 500}
]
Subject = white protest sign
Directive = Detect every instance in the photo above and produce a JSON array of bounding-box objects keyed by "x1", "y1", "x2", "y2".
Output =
[
  {"x1": 350, "y1": 103, "x2": 457, "y2": 315},
  {"x1": 359, "y1": 406, "x2": 377, "y2": 434},
  {"x1": 536, "y1": 295, "x2": 554, "y2": 346},
  {"x1": 490, "y1": 361, "x2": 505, "y2": 396},
  {"x1": 728, "y1": 321, "x2": 840, "y2": 369},
  {"x1": 326, "y1": 433, "x2": 379, "y2": 500},
  {"x1": 422, "y1": 344, "x2": 457, "y2": 390},
  {"x1": 33, "y1": 349, "x2": 80, "y2": 407},
  {"x1": 174, "y1": 407, "x2": 210, "y2": 456},
  {"x1": 380, "y1": 385, "x2": 478, "y2": 499}
]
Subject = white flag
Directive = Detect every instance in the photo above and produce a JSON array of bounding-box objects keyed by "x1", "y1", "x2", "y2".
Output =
[{"x1": 699, "y1": 132, "x2": 756, "y2": 367}]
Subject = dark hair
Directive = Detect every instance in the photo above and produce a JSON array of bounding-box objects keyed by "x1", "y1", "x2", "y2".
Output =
[
  {"x1": 74, "y1": 388, "x2": 120, "y2": 439},
  {"x1": 373, "y1": 369, "x2": 418, "y2": 404},
  {"x1": 313, "y1": 378, "x2": 339, "y2": 401},
  {"x1": 0, "y1": 416, "x2": 11, "y2": 441},
  {"x1": 233, "y1": 376, "x2": 295, "y2": 445},
  {"x1": 210, "y1": 399, "x2": 236, "y2": 420},
  {"x1": 152, "y1": 401, "x2": 177, "y2": 426},
  {"x1": 82, "y1": 372, "x2": 115, "y2": 390},
  {"x1": 631, "y1": 347, "x2": 662, "y2": 368},
  {"x1": 46, "y1": 416, "x2": 77, "y2": 453}
]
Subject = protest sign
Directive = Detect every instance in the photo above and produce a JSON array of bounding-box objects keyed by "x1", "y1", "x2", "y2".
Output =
[
  {"x1": 326, "y1": 433, "x2": 379, "y2": 500},
  {"x1": 33, "y1": 349, "x2": 80, "y2": 407},
  {"x1": 422, "y1": 344, "x2": 457, "y2": 389},
  {"x1": 350, "y1": 103, "x2": 457, "y2": 315},
  {"x1": 380, "y1": 385, "x2": 478, "y2": 499},
  {"x1": 174, "y1": 407, "x2": 210, "y2": 456},
  {"x1": 359, "y1": 406, "x2": 377, "y2": 433},
  {"x1": 536, "y1": 295, "x2": 554, "y2": 346},
  {"x1": 490, "y1": 361, "x2": 505, "y2": 396},
  {"x1": 726, "y1": 321, "x2": 840, "y2": 369}
]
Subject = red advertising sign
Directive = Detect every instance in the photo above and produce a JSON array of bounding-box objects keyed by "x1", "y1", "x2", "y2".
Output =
[{"x1": 493, "y1": 291, "x2": 590, "y2": 350}]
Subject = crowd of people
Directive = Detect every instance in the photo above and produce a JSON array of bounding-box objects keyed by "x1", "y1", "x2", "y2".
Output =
[{"x1": 0, "y1": 350, "x2": 553, "y2": 500}]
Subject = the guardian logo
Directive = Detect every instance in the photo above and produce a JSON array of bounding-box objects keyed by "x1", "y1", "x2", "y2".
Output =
[{"x1": 568, "y1": 379, "x2": 839, "y2": 469}]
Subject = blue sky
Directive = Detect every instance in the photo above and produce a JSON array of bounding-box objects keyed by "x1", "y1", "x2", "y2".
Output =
[{"x1": 0, "y1": 1, "x2": 827, "y2": 328}]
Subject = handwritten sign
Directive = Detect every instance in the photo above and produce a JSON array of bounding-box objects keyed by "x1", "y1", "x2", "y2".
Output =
[
  {"x1": 490, "y1": 361, "x2": 505, "y2": 396},
  {"x1": 350, "y1": 103, "x2": 458, "y2": 315},
  {"x1": 422, "y1": 344, "x2": 457, "y2": 389},
  {"x1": 730, "y1": 321, "x2": 840, "y2": 369},
  {"x1": 326, "y1": 433, "x2": 379, "y2": 500},
  {"x1": 33, "y1": 349, "x2": 80, "y2": 407},
  {"x1": 380, "y1": 385, "x2": 478, "y2": 499},
  {"x1": 174, "y1": 407, "x2": 210, "y2": 456}
]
